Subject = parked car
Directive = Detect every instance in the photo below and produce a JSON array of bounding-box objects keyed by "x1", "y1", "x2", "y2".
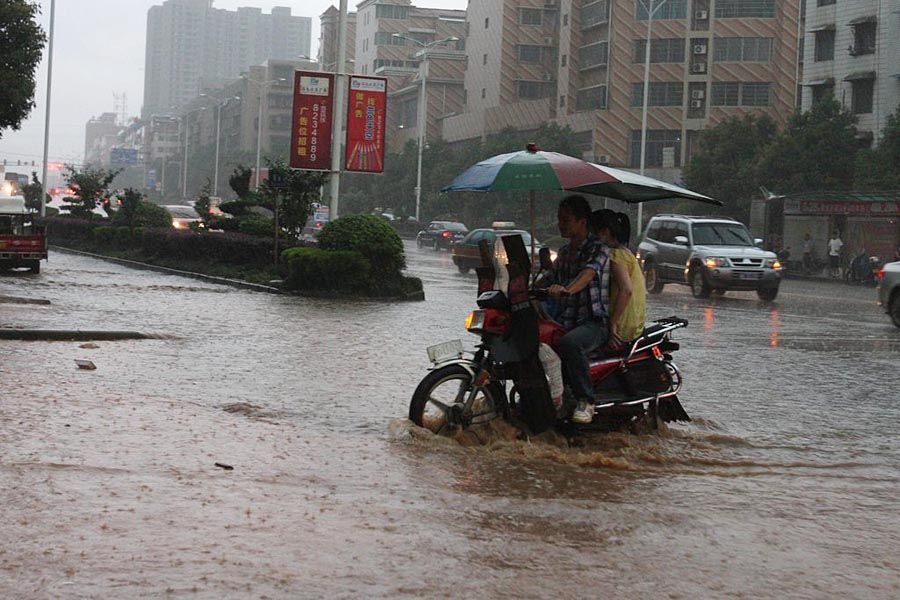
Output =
[
  {"x1": 876, "y1": 261, "x2": 900, "y2": 327},
  {"x1": 451, "y1": 227, "x2": 550, "y2": 274},
  {"x1": 301, "y1": 204, "x2": 330, "y2": 240},
  {"x1": 416, "y1": 221, "x2": 468, "y2": 250},
  {"x1": 637, "y1": 214, "x2": 783, "y2": 301},
  {"x1": 163, "y1": 205, "x2": 203, "y2": 230}
]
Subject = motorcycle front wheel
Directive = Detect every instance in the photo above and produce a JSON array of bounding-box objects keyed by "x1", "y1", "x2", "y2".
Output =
[{"x1": 409, "y1": 365, "x2": 505, "y2": 435}]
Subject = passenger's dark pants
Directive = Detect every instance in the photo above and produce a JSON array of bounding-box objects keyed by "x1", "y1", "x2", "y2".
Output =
[{"x1": 557, "y1": 319, "x2": 608, "y2": 403}]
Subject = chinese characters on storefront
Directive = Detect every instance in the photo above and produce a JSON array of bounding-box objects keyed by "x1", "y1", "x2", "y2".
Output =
[{"x1": 290, "y1": 72, "x2": 334, "y2": 171}]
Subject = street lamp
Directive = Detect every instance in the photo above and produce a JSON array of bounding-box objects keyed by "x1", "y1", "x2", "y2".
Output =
[
  {"x1": 636, "y1": 0, "x2": 671, "y2": 237},
  {"x1": 391, "y1": 33, "x2": 459, "y2": 222},
  {"x1": 214, "y1": 96, "x2": 241, "y2": 196},
  {"x1": 39, "y1": 0, "x2": 56, "y2": 217},
  {"x1": 180, "y1": 106, "x2": 206, "y2": 199},
  {"x1": 242, "y1": 75, "x2": 287, "y2": 191}
]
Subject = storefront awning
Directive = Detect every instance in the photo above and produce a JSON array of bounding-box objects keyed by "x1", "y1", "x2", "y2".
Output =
[
  {"x1": 843, "y1": 71, "x2": 876, "y2": 81},
  {"x1": 803, "y1": 78, "x2": 835, "y2": 86},
  {"x1": 808, "y1": 23, "x2": 835, "y2": 32},
  {"x1": 848, "y1": 15, "x2": 876, "y2": 25}
]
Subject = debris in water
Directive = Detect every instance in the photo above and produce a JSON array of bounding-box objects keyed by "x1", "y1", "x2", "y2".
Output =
[
  {"x1": 214, "y1": 462, "x2": 234, "y2": 470},
  {"x1": 79, "y1": 343, "x2": 99, "y2": 349},
  {"x1": 75, "y1": 359, "x2": 96, "y2": 370}
]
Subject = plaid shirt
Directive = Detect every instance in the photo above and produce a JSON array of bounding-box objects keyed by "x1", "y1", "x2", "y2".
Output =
[{"x1": 548, "y1": 235, "x2": 610, "y2": 331}]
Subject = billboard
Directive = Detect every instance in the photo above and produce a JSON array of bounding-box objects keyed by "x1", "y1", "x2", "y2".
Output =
[
  {"x1": 110, "y1": 148, "x2": 138, "y2": 168},
  {"x1": 290, "y1": 71, "x2": 335, "y2": 171},
  {"x1": 345, "y1": 76, "x2": 387, "y2": 173}
]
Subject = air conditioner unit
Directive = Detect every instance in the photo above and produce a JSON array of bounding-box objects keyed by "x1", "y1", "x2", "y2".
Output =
[
  {"x1": 690, "y1": 99, "x2": 704, "y2": 109},
  {"x1": 693, "y1": 44, "x2": 707, "y2": 55},
  {"x1": 596, "y1": 154, "x2": 610, "y2": 165},
  {"x1": 544, "y1": 36, "x2": 556, "y2": 46},
  {"x1": 695, "y1": 10, "x2": 708, "y2": 20},
  {"x1": 690, "y1": 62, "x2": 707, "y2": 73},
  {"x1": 691, "y1": 89, "x2": 705, "y2": 99}
]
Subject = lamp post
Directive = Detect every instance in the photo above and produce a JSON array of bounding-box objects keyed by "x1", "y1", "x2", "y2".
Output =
[
  {"x1": 214, "y1": 96, "x2": 240, "y2": 197},
  {"x1": 242, "y1": 76, "x2": 286, "y2": 191},
  {"x1": 180, "y1": 106, "x2": 206, "y2": 199},
  {"x1": 391, "y1": 34, "x2": 459, "y2": 222},
  {"x1": 39, "y1": 0, "x2": 56, "y2": 217},
  {"x1": 636, "y1": 0, "x2": 671, "y2": 237}
]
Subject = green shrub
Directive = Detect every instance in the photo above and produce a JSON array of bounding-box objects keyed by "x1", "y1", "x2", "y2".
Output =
[
  {"x1": 113, "y1": 226, "x2": 133, "y2": 249},
  {"x1": 93, "y1": 226, "x2": 116, "y2": 245},
  {"x1": 219, "y1": 200, "x2": 256, "y2": 217},
  {"x1": 207, "y1": 216, "x2": 240, "y2": 232},
  {"x1": 111, "y1": 200, "x2": 172, "y2": 229},
  {"x1": 238, "y1": 215, "x2": 274, "y2": 237},
  {"x1": 282, "y1": 247, "x2": 371, "y2": 292},
  {"x1": 318, "y1": 214, "x2": 405, "y2": 278}
]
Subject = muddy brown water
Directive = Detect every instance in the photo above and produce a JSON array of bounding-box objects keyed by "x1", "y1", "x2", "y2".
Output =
[{"x1": 1, "y1": 246, "x2": 898, "y2": 598}]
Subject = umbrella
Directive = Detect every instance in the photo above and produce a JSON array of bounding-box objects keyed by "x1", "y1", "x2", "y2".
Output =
[{"x1": 441, "y1": 143, "x2": 720, "y2": 264}]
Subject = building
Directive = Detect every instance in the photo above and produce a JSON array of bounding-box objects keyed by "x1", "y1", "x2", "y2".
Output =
[
  {"x1": 318, "y1": 6, "x2": 357, "y2": 73},
  {"x1": 444, "y1": 0, "x2": 802, "y2": 182},
  {"x1": 84, "y1": 113, "x2": 122, "y2": 166},
  {"x1": 800, "y1": 0, "x2": 900, "y2": 145},
  {"x1": 353, "y1": 0, "x2": 467, "y2": 151},
  {"x1": 142, "y1": 0, "x2": 312, "y2": 118}
]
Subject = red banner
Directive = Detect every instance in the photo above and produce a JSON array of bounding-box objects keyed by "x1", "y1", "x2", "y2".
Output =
[
  {"x1": 345, "y1": 76, "x2": 387, "y2": 173},
  {"x1": 290, "y1": 71, "x2": 334, "y2": 171}
]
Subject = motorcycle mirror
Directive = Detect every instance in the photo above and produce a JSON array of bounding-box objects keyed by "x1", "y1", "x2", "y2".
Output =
[{"x1": 539, "y1": 246, "x2": 553, "y2": 270}]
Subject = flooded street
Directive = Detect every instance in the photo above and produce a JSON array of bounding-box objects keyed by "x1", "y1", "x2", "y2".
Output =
[{"x1": 2, "y1": 243, "x2": 899, "y2": 598}]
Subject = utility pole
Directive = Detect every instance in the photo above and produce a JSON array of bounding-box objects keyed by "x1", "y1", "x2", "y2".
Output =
[
  {"x1": 39, "y1": 0, "x2": 56, "y2": 217},
  {"x1": 328, "y1": 0, "x2": 349, "y2": 219}
]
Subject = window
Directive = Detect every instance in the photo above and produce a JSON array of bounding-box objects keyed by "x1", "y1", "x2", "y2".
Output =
[
  {"x1": 811, "y1": 83, "x2": 834, "y2": 103},
  {"x1": 520, "y1": 8, "x2": 543, "y2": 25},
  {"x1": 576, "y1": 86, "x2": 608, "y2": 110},
  {"x1": 375, "y1": 4, "x2": 408, "y2": 19},
  {"x1": 814, "y1": 28, "x2": 835, "y2": 62},
  {"x1": 629, "y1": 130, "x2": 681, "y2": 167},
  {"x1": 631, "y1": 82, "x2": 684, "y2": 106},
  {"x1": 633, "y1": 38, "x2": 686, "y2": 63},
  {"x1": 561, "y1": 54, "x2": 567, "y2": 66},
  {"x1": 714, "y1": 0, "x2": 775, "y2": 18},
  {"x1": 711, "y1": 82, "x2": 770, "y2": 106},
  {"x1": 559, "y1": 94, "x2": 566, "y2": 107},
  {"x1": 817, "y1": 0, "x2": 835, "y2": 5},
  {"x1": 851, "y1": 80, "x2": 874, "y2": 114},
  {"x1": 636, "y1": 0, "x2": 686, "y2": 20},
  {"x1": 563, "y1": 14, "x2": 569, "y2": 26},
  {"x1": 582, "y1": 1, "x2": 609, "y2": 28},
  {"x1": 646, "y1": 220, "x2": 662, "y2": 240},
  {"x1": 484, "y1": 17, "x2": 489, "y2": 28},
  {"x1": 517, "y1": 80, "x2": 548, "y2": 99},
  {"x1": 713, "y1": 37, "x2": 773, "y2": 62},
  {"x1": 579, "y1": 42, "x2": 608, "y2": 69},
  {"x1": 517, "y1": 44, "x2": 544, "y2": 63},
  {"x1": 850, "y1": 21, "x2": 876, "y2": 56},
  {"x1": 374, "y1": 32, "x2": 406, "y2": 46},
  {"x1": 481, "y1": 88, "x2": 486, "y2": 99}
]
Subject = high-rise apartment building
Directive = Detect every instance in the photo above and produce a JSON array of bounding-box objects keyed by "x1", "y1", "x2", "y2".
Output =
[
  {"x1": 142, "y1": 0, "x2": 312, "y2": 118},
  {"x1": 446, "y1": 0, "x2": 802, "y2": 178},
  {"x1": 318, "y1": 6, "x2": 357, "y2": 73},
  {"x1": 801, "y1": 0, "x2": 899, "y2": 145}
]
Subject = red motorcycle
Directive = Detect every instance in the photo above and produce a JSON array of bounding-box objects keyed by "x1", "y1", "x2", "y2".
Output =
[{"x1": 410, "y1": 235, "x2": 690, "y2": 436}]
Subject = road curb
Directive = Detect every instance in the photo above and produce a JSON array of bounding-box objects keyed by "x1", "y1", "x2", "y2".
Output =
[
  {"x1": 49, "y1": 245, "x2": 282, "y2": 294},
  {"x1": 0, "y1": 329, "x2": 156, "y2": 341}
]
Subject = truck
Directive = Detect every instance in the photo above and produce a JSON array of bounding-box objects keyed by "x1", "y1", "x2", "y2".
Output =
[{"x1": 0, "y1": 195, "x2": 47, "y2": 274}]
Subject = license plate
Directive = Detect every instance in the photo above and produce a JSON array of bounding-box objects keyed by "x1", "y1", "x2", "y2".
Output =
[
  {"x1": 427, "y1": 339, "x2": 463, "y2": 363},
  {"x1": 739, "y1": 272, "x2": 761, "y2": 280}
]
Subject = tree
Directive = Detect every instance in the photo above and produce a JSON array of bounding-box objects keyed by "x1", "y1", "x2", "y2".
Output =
[
  {"x1": 854, "y1": 105, "x2": 900, "y2": 190},
  {"x1": 0, "y1": 1, "x2": 46, "y2": 138},
  {"x1": 259, "y1": 158, "x2": 327, "y2": 238},
  {"x1": 229, "y1": 165, "x2": 252, "y2": 199},
  {"x1": 20, "y1": 171, "x2": 50, "y2": 213},
  {"x1": 757, "y1": 98, "x2": 859, "y2": 193},
  {"x1": 682, "y1": 114, "x2": 777, "y2": 222},
  {"x1": 60, "y1": 165, "x2": 120, "y2": 219},
  {"x1": 194, "y1": 178, "x2": 213, "y2": 221}
]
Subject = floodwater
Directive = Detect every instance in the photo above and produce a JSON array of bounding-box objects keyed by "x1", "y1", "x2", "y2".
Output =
[{"x1": 1, "y1": 244, "x2": 899, "y2": 598}]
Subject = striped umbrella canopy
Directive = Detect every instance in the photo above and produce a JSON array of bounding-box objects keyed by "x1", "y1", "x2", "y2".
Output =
[{"x1": 442, "y1": 144, "x2": 721, "y2": 206}]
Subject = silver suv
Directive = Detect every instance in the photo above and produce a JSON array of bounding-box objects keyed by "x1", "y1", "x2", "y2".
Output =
[
  {"x1": 876, "y1": 261, "x2": 900, "y2": 327},
  {"x1": 637, "y1": 215, "x2": 783, "y2": 301}
]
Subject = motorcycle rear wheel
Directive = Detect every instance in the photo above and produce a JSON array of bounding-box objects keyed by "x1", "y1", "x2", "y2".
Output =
[{"x1": 409, "y1": 365, "x2": 504, "y2": 435}]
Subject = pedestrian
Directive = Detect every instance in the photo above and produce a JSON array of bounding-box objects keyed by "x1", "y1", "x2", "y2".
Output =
[
  {"x1": 802, "y1": 233, "x2": 814, "y2": 274},
  {"x1": 828, "y1": 231, "x2": 844, "y2": 279}
]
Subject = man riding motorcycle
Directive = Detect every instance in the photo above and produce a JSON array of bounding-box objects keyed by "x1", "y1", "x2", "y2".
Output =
[{"x1": 544, "y1": 195, "x2": 611, "y2": 424}]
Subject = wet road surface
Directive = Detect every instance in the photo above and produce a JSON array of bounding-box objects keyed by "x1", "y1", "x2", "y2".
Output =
[{"x1": 2, "y1": 245, "x2": 899, "y2": 598}]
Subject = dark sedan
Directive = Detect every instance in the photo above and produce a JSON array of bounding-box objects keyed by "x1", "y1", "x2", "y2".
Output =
[
  {"x1": 416, "y1": 221, "x2": 468, "y2": 250},
  {"x1": 451, "y1": 228, "x2": 551, "y2": 274}
]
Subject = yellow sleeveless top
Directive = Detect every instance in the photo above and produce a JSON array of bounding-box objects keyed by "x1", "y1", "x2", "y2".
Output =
[{"x1": 610, "y1": 247, "x2": 646, "y2": 341}]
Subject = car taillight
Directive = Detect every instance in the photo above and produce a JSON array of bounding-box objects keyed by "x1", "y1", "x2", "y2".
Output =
[
  {"x1": 442, "y1": 231, "x2": 451, "y2": 238},
  {"x1": 876, "y1": 268, "x2": 885, "y2": 281}
]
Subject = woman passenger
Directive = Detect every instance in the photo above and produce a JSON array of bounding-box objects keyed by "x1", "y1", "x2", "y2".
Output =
[{"x1": 591, "y1": 210, "x2": 646, "y2": 350}]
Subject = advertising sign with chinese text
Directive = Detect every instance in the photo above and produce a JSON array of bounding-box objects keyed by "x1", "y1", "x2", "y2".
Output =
[
  {"x1": 290, "y1": 71, "x2": 334, "y2": 171},
  {"x1": 345, "y1": 76, "x2": 387, "y2": 173}
]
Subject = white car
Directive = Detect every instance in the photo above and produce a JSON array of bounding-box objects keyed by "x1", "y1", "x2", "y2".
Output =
[{"x1": 162, "y1": 205, "x2": 202, "y2": 230}]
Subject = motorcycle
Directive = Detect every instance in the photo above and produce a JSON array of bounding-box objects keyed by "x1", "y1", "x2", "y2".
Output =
[{"x1": 409, "y1": 234, "x2": 691, "y2": 437}]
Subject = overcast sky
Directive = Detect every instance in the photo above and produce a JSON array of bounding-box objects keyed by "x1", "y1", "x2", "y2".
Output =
[{"x1": 0, "y1": 0, "x2": 467, "y2": 168}]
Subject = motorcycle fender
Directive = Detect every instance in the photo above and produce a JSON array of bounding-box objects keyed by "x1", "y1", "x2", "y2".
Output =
[{"x1": 428, "y1": 358, "x2": 479, "y2": 379}]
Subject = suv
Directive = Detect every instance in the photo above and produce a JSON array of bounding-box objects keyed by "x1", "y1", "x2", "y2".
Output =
[
  {"x1": 416, "y1": 221, "x2": 468, "y2": 250},
  {"x1": 876, "y1": 261, "x2": 900, "y2": 327},
  {"x1": 637, "y1": 215, "x2": 783, "y2": 301}
]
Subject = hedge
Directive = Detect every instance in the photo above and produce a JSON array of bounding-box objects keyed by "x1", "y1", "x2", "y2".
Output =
[
  {"x1": 318, "y1": 214, "x2": 405, "y2": 278},
  {"x1": 282, "y1": 247, "x2": 371, "y2": 292}
]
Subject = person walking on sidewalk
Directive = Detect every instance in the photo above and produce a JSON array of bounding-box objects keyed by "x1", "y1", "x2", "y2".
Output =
[
  {"x1": 802, "y1": 233, "x2": 814, "y2": 275},
  {"x1": 828, "y1": 231, "x2": 844, "y2": 279}
]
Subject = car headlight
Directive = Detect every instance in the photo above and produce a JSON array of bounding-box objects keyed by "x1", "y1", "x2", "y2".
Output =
[
  {"x1": 766, "y1": 259, "x2": 782, "y2": 269},
  {"x1": 704, "y1": 257, "x2": 727, "y2": 268},
  {"x1": 549, "y1": 250, "x2": 558, "y2": 262}
]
